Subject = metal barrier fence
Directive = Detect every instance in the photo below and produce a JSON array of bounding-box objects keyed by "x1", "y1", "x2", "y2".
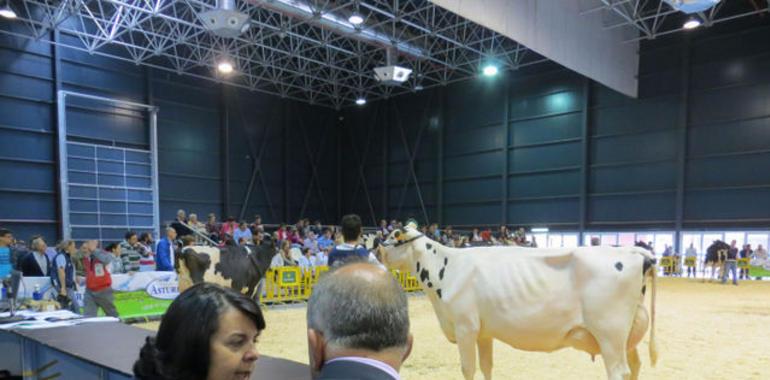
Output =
[{"x1": 259, "y1": 266, "x2": 422, "y2": 304}]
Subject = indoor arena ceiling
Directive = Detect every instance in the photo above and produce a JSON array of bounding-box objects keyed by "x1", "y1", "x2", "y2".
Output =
[{"x1": 2, "y1": 0, "x2": 769, "y2": 109}]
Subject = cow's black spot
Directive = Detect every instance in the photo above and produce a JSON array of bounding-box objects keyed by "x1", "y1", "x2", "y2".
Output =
[
  {"x1": 439, "y1": 267, "x2": 445, "y2": 280},
  {"x1": 427, "y1": 281, "x2": 433, "y2": 288},
  {"x1": 420, "y1": 268, "x2": 430, "y2": 283},
  {"x1": 615, "y1": 262, "x2": 623, "y2": 272},
  {"x1": 642, "y1": 285, "x2": 647, "y2": 296},
  {"x1": 426, "y1": 243, "x2": 433, "y2": 251},
  {"x1": 444, "y1": 257, "x2": 448, "y2": 265},
  {"x1": 416, "y1": 261, "x2": 421, "y2": 273},
  {"x1": 436, "y1": 289, "x2": 442, "y2": 299},
  {"x1": 433, "y1": 249, "x2": 437, "y2": 255},
  {"x1": 643, "y1": 257, "x2": 656, "y2": 275}
]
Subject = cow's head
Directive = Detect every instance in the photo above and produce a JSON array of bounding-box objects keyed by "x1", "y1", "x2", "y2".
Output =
[{"x1": 379, "y1": 220, "x2": 421, "y2": 271}]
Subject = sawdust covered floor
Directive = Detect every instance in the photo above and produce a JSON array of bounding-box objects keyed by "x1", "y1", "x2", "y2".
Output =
[{"x1": 136, "y1": 277, "x2": 770, "y2": 379}]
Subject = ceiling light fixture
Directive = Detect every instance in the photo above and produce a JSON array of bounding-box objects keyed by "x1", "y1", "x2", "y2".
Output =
[
  {"x1": 217, "y1": 60, "x2": 234, "y2": 74},
  {"x1": 0, "y1": 1, "x2": 17, "y2": 19},
  {"x1": 355, "y1": 98, "x2": 366, "y2": 106},
  {"x1": 683, "y1": 18, "x2": 701, "y2": 30},
  {"x1": 348, "y1": 13, "x2": 364, "y2": 25},
  {"x1": 482, "y1": 64, "x2": 499, "y2": 77}
]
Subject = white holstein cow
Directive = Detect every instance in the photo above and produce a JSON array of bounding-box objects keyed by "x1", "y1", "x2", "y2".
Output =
[{"x1": 379, "y1": 223, "x2": 658, "y2": 380}]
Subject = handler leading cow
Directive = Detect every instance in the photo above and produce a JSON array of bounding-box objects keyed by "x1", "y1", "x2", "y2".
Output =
[{"x1": 379, "y1": 222, "x2": 657, "y2": 380}]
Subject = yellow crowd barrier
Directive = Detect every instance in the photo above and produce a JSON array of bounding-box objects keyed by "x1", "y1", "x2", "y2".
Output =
[
  {"x1": 738, "y1": 258, "x2": 750, "y2": 269},
  {"x1": 259, "y1": 265, "x2": 423, "y2": 305}
]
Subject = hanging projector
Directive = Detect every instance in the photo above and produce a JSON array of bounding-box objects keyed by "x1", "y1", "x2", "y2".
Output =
[
  {"x1": 374, "y1": 48, "x2": 412, "y2": 86},
  {"x1": 662, "y1": 0, "x2": 722, "y2": 14},
  {"x1": 198, "y1": 0, "x2": 250, "y2": 38}
]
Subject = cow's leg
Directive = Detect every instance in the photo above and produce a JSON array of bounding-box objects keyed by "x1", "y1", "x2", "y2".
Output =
[
  {"x1": 627, "y1": 347, "x2": 641, "y2": 380},
  {"x1": 477, "y1": 336, "x2": 493, "y2": 380},
  {"x1": 455, "y1": 325, "x2": 478, "y2": 380},
  {"x1": 596, "y1": 335, "x2": 631, "y2": 380}
]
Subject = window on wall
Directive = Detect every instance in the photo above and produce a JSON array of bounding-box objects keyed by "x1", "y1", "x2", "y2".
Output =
[
  {"x1": 618, "y1": 233, "x2": 636, "y2": 247},
  {"x1": 548, "y1": 234, "x2": 562, "y2": 248},
  {"x1": 653, "y1": 233, "x2": 674, "y2": 254},
  {"x1": 747, "y1": 233, "x2": 768, "y2": 250},
  {"x1": 702, "y1": 233, "x2": 723, "y2": 248},
  {"x1": 562, "y1": 234, "x2": 579, "y2": 248},
  {"x1": 681, "y1": 233, "x2": 703, "y2": 253},
  {"x1": 601, "y1": 233, "x2": 618, "y2": 246},
  {"x1": 724, "y1": 232, "x2": 746, "y2": 246}
]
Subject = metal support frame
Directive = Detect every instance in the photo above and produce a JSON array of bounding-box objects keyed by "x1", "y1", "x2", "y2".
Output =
[
  {"x1": 346, "y1": 104, "x2": 380, "y2": 226},
  {"x1": 674, "y1": 36, "x2": 692, "y2": 253},
  {"x1": 579, "y1": 78, "x2": 591, "y2": 238},
  {"x1": 221, "y1": 86, "x2": 231, "y2": 219},
  {"x1": 296, "y1": 104, "x2": 332, "y2": 221},
  {"x1": 391, "y1": 94, "x2": 433, "y2": 226},
  {"x1": 437, "y1": 89, "x2": 446, "y2": 225},
  {"x1": 56, "y1": 90, "x2": 160, "y2": 240}
]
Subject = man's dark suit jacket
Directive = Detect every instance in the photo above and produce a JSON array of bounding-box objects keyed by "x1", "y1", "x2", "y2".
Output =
[
  {"x1": 317, "y1": 360, "x2": 397, "y2": 380},
  {"x1": 20, "y1": 252, "x2": 49, "y2": 277}
]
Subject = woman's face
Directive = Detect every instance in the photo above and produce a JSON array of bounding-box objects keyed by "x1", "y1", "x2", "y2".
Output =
[{"x1": 207, "y1": 308, "x2": 260, "y2": 380}]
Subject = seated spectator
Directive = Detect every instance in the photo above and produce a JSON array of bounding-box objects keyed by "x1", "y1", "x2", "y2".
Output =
[
  {"x1": 275, "y1": 224, "x2": 288, "y2": 241},
  {"x1": 298, "y1": 247, "x2": 314, "y2": 271},
  {"x1": 51, "y1": 240, "x2": 78, "y2": 312},
  {"x1": 250, "y1": 214, "x2": 263, "y2": 234},
  {"x1": 306, "y1": 262, "x2": 412, "y2": 379},
  {"x1": 188, "y1": 213, "x2": 206, "y2": 240},
  {"x1": 304, "y1": 231, "x2": 319, "y2": 254},
  {"x1": 170, "y1": 209, "x2": 193, "y2": 237},
  {"x1": 220, "y1": 217, "x2": 238, "y2": 241},
  {"x1": 81, "y1": 240, "x2": 118, "y2": 317},
  {"x1": 271, "y1": 240, "x2": 298, "y2": 268},
  {"x1": 315, "y1": 247, "x2": 330, "y2": 267},
  {"x1": 287, "y1": 226, "x2": 303, "y2": 246},
  {"x1": 441, "y1": 226, "x2": 454, "y2": 245},
  {"x1": 156, "y1": 227, "x2": 178, "y2": 272},
  {"x1": 328, "y1": 214, "x2": 369, "y2": 268},
  {"x1": 137, "y1": 232, "x2": 156, "y2": 271},
  {"x1": 105, "y1": 242, "x2": 127, "y2": 274},
  {"x1": 311, "y1": 220, "x2": 323, "y2": 235},
  {"x1": 20, "y1": 235, "x2": 50, "y2": 277},
  {"x1": 755, "y1": 244, "x2": 768, "y2": 261},
  {"x1": 206, "y1": 213, "x2": 221, "y2": 242},
  {"x1": 233, "y1": 222, "x2": 253, "y2": 246},
  {"x1": 317, "y1": 229, "x2": 334, "y2": 251},
  {"x1": 471, "y1": 228, "x2": 482, "y2": 242},
  {"x1": 0, "y1": 228, "x2": 14, "y2": 278},
  {"x1": 120, "y1": 231, "x2": 144, "y2": 273},
  {"x1": 379, "y1": 219, "x2": 389, "y2": 235},
  {"x1": 134, "y1": 283, "x2": 265, "y2": 380}
]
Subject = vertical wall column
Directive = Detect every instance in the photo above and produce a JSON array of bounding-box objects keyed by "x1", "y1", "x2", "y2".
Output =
[
  {"x1": 52, "y1": 30, "x2": 63, "y2": 239},
  {"x1": 437, "y1": 88, "x2": 446, "y2": 225},
  {"x1": 220, "y1": 86, "x2": 231, "y2": 218},
  {"x1": 674, "y1": 37, "x2": 692, "y2": 253},
  {"x1": 579, "y1": 78, "x2": 591, "y2": 238}
]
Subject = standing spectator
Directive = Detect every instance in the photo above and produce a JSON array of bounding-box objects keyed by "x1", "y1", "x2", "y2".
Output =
[
  {"x1": 685, "y1": 243, "x2": 698, "y2": 278},
  {"x1": 250, "y1": 215, "x2": 263, "y2": 234},
  {"x1": 137, "y1": 232, "x2": 155, "y2": 271},
  {"x1": 205, "y1": 213, "x2": 221, "y2": 242},
  {"x1": 81, "y1": 240, "x2": 118, "y2": 317},
  {"x1": 120, "y1": 232, "x2": 143, "y2": 273},
  {"x1": 51, "y1": 240, "x2": 78, "y2": 312},
  {"x1": 105, "y1": 242, "x2": 127, "y2": 274},
  {"x1": 755, "y1": 244, "x2": 768, "y2": 261},
  {"x1": 219, "y1": 217, "x2": 238, "y2": 241},
  {"x1": 156, "y1": 227, "x2": 178, "y2": 272},
  {"x1": 170, "y1": 209, "x2": 193, "y2": 237},
  {"x1": 328, "y1": 214, "x2": 369, "y2": 268},
  {"x1": 722, "y1": 240, "x2": 739, "y2": 286},
  {"x1": 298, "y1": 248, "x2": 315, "y2": 271},
  {"x1": 739, "y1": 244, "x2": 753, "y2": 280},
  {"x1": 233, "y1": 222, "x2": 253, "y2": 246},
  {"x1": 20, "y1": 235, "x2": 50, "y2": 277},
  {"x1": 0, "y1": 228, "x2": 14, "y2": 278}
]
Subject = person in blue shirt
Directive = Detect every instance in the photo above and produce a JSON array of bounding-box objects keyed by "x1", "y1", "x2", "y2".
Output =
[
  {"x1": 328, "y1": 214, "x2": 369, "y2": 268},
  {"x1": 155, "y1": 227, "x2": 177, "y2": 272},
  {"x1": 0, "y1": 228, "x2": 13, "y2": 279},
  {"x1": 51, "y1": 240, "x2": 78, "y2": 312},
  {"x1": 317, "y1": 229, "x2": 334, "y2": 251},
  {"x1": 233, "y1": 222, "x2": 253, "y2": 245}
]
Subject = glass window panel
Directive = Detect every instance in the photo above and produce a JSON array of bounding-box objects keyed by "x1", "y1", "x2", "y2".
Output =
[
  {"x1": 548, "y1": 235, "x2": 562, "y2": 248},
  {"x1": 601, "y1": 234, "x2": 618, "y2": 246},
  {"x1": 532, "y1": 233, "x2": 547, "y2": 247},
  {"x1": 724, "y1": 232, "x2": 746, "y2": 246},
  {"x1": 654, "y1": 233, "x2": 674, "y2": 255},
  {"x1": 682, "y1": 233, "x2": 703, "y2": 253},
  {"x1": 618, "y1": 233, "x2": 636, "y2": 247},
  {"x1": 563, "y1": 234, "x2": 579, "y2": 248},
  {"x1": 636, "y1": 233, "x2": 654, "y2": 247},
  {"x1": 584, "y1": 234, "x2": 601, "y2": 246},
  {"x1": 746, "y1": 234, "x2": 768, "y2": 251},
  {"x1": 702, "y1": 233, "x2": 723, "y2": 247}
]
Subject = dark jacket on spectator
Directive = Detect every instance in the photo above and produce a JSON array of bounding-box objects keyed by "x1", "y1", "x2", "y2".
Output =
[{"x1": 20, "y1": 251, "x2": 50, "y2": 277}]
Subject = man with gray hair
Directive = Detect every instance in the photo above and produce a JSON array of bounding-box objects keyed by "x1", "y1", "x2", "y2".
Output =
[{"x1": 306, "y1": 262, "x2": 413, "y2": 380}]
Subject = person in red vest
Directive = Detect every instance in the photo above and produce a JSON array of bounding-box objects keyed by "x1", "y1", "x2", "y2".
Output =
[{"x1": 81, "y1": 240, "x2": 119, "y2": 317}]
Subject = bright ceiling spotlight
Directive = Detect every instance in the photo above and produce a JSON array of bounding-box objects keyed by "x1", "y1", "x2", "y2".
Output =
[
  {"x1": 683, "y1": 18, "x2": 701, "y2": 30},
  {"x1": 348, "y1": 13, "x2": 364, "y2": 25},
  {"x1": 355, "y1": 97, "x2": 366, "y2": 106},
  {"x1": 217, "y1": 60, "x2": 234, "y2": 74},
  {"x1": 414, "y1": 84, "x2": 424, "y2": 91},
  {"x1": 482, "y1": 64, "x2": 499, "y2": 77},
  {"x1": 0, "y1": 1, "x2": 17, "y2": 19}
]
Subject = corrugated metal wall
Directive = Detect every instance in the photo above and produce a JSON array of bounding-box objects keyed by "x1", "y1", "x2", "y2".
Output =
[
  {"x1": 0, "y1": 27, "x2": 338, "y2": 243},
  {"x1": 342, "y1": 21, "x2": 770, "y2": 232}
]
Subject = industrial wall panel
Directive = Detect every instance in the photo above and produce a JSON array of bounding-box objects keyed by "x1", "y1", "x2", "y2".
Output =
[
  {"x1": 591, "y1": 96, "x2": 679, "y2": 137},
  {"x1": 509, "y1": 170, "x2": 580, "y2": 198},
  {"x1": 508, "y1": 198, "x2": 579, "y2": 225},
  {"x1": 689, "y1": 82, "x2": 770, "y2": 126},
  {"x1": 509, "y1": 90, "x2": 582, "y2": 120},
  {"x1": 446, "y1": 150, "x2": 504, "y2": 178},
  {"x1": 509, "y1": 143, "x2": 581, "y2": 173},
  {"x1": 510, "y1": 113, "x2": 582, "y2": 146},
  {"x1": 685, "y1": 188, "x2": 770, "y2": 221},
  {"x1": 445, "y1": 124, "x2": 504, "y2": 155},
  {"x1": 445, "y1": 203, "x2": 501, "y2": 226},
  {"x1": 589, "y1": 193, "x2": 675, "y2": 222},
  {"x1": 686, "y1": 154, "x2": 770, "y2": 188},
  {"x1": 591, "y1": 161, "x2": 677, "y2": 193},
  {"x1": 591, "y1": 130, "x2": 678, "y2": 164},
  {"x1": 445, "y1": 81, "x2": 505, "y2": 131},
  {"x1": 444, "y1": 178, "x2": 502, "y2": 204},
  {"x1": 688, "y1": 117, "x2": 770, "y2": 157},
  {"x1": 0, "y1": 161, "x2": 55, "y2": 191}
]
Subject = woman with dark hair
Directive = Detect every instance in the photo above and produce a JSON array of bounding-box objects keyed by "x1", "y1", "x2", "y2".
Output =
[{"x1": 134, "y1": 283, "x2": 266, "y2": 380}]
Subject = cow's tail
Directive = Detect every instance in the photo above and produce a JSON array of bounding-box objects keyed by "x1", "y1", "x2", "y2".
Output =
[{"x1": 648, "y1": 258, "x2": 658, "y2": 367}]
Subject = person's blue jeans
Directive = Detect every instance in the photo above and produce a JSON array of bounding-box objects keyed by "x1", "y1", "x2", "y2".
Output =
[{"x1": 721, "y1": 260, "x2": 738, "y2": 285}]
